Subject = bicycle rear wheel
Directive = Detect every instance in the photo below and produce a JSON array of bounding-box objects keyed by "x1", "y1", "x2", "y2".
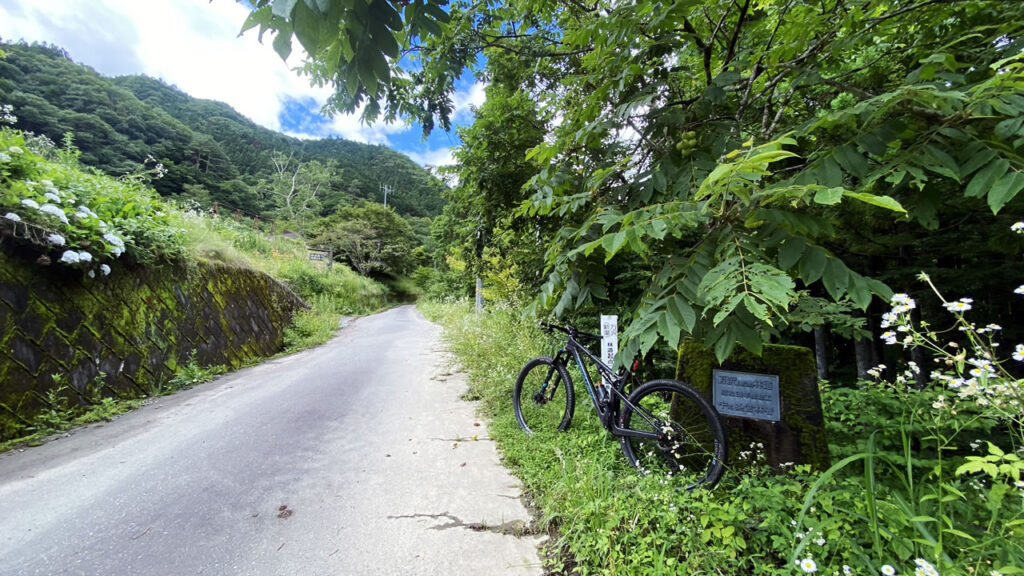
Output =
[
  {"x1": 513, "y1": 356, "x2": 575, "y2": 434},
  {"x1": 619, "y1": 379, "x2": 726, "y2": 490}
]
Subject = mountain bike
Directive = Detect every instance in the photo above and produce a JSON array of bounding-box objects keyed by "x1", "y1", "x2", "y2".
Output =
[{"x1": 513, "y1": 322, "x2": 727, "y2": 490}]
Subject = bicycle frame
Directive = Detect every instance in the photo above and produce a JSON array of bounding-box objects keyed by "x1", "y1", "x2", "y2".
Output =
[{"x1": 554, "y1": 334, "x2": 663, "y2": 441}]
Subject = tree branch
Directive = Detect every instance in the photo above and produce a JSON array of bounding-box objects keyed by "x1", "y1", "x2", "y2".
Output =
[{"x1": 723, "y1": 0, "x2": 751, "y2": 67}]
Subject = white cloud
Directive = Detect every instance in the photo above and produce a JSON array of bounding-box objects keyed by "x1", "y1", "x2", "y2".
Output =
[
  {"x1": 0, "y1": 0, "x2": 405, "y2": 143},
  {"x1": 452, "y1": 80, "x2": 487, "y2": 123},
  {"x1": 403, "y1": 147, "x2": 456, "y2": 168}
]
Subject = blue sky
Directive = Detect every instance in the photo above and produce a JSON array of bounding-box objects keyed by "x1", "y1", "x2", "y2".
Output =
[{"x1": 0, "y1": 0, "x2": 483, "y2": 167}]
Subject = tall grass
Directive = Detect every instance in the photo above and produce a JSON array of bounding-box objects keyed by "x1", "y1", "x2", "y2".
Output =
[
  {"x1": 174, "y1": 205, "x2": 391, "y2": 350},
  {"x1": 420, "y1": 300, "x2": 1023, "y2": 575}
]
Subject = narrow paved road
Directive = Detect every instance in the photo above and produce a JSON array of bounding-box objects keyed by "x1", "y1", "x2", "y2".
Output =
[{"x1": 0, "y1": 306, "x2": 542, "y2": 576}]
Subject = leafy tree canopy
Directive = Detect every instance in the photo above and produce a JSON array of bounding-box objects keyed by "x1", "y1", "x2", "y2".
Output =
[
  {"x1": 253, "y1": 0, "x2": 1024, "y2": 362},
  {"x1": 308, "y1": 202, "x2": 421, "y2": 277}
]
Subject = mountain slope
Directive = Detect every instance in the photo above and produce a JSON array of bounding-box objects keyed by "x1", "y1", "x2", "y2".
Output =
[{"x1": 0, "y1": 41, "x2": 444, "y2": 218}]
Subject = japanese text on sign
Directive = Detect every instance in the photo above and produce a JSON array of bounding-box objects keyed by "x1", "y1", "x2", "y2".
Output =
[
  {"x1": 600, "y1": 315, "x2": 617, "y2": 387},
  {"x1": 712, "y1": 369, "x2": 781, "y2": 421}
]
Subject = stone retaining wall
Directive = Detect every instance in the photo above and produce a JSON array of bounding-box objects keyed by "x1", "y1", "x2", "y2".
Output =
[{"x1": 0, "y1": 251, "x2": 304, "y2": 439}]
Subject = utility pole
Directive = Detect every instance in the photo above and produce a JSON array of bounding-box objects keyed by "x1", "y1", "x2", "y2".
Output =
[{"x1": 379, "y1": 182, "x2": 395, "y2": 208}]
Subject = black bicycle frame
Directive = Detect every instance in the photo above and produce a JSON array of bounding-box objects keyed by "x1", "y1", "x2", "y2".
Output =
[{"x1": 556, "y1": 335, "x2": 662, "y2": 441}]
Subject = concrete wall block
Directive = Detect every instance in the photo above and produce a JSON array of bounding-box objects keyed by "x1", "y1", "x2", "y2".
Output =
[{"x1": 0, "y1": 255, "x2": 305, "y2": 440}]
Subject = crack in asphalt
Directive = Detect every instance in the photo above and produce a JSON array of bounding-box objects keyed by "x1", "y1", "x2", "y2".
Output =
[{"x1": 387, "y1": 512, "x2": 533, "y2": 536}]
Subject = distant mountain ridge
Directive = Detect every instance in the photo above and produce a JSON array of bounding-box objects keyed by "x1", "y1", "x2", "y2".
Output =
[{"x1": 0, "y1": 41, "x2": 445, "y2": 218}]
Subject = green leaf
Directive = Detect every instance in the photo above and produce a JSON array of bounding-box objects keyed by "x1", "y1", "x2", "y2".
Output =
[
  {"x1": 423, "y1": 1, "x2": 451, "y2": 23},
  {"x1": 369, "y1": 0, "x2": 403, "y2": 31},
  {"x1": 987, "y1": 171, "x2": 1024, "y2": 214},
  {"x1": 742, "y1": 294, "x2": 769, "y2": 323},
  {"x1": 965, "y1": 158, "x2": 1009, "y2": 198},
  {"x1": 272, "y1": 27, "x2": 293, "y2": 60},
  {"x1": 813, "y1": 187, "x2": 843, "y2": 206},
  {"x1": 819, "y1": 156, "x2": 843, "y2": 187},
  {"x1": 272, "y1": 0, "x2": 299, "y2": 18},
  {"x1": 847, "y1": 273, "x2": 872, "y2": 310},
  {"x1": 778, "y1": 238, "x2": 806, "y2": 270},
  {"x1": 833, "y1": 145, "x2": 867, "y2": 180},
  {"x1": 713, "y1": 328, "x2": 737, "y2": 363},
  {"x1": 798, "y1": 247, "x2": 827, "y2": 284},
  {"x1": 659, "y1": 308, "x2": 682, "y2": 349},
  {"x1": 843, "y1": 191, "x2": 907, "y2": 213},
  {"x1": 749, "y1": 264, "x2": 795, "y2": 309},
  {"x1": 649, "y1": 218, "x2": 668, "y2": 240},
  {"x1": 922, "y1": 145, "x2": 961, "y2": 183},
  {"x1": 292, "y1": 1, "x2": 324, "y2": 55},
  {"x1": 602, "y1": 231, "x2": 627, "y2": 261},
  {"x1": 668, "y1": 294, "x2": 697, "y2": 333},
  {"x1": 995, "y1": 117, "x2": 1024, "y2": 140},
  {"x1": 822, "y1": 259, "x2": 850, "y2": 301}
]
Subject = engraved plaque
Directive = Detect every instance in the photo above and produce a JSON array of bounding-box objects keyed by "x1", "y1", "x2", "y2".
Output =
[
  {"x1": 309, "y1": 252, "x2": 325, "y2": 261},
  {"x1": 712, "y1": 369, "x2": 781, "y2": 421}
]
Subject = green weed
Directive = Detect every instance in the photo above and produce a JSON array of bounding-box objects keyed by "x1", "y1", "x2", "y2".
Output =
[{"x1": 421, "y1": 300, "x2": 1024, "y2": 575}]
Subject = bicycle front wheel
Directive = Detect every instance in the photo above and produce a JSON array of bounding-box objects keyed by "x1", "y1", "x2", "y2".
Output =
[
  {"x1": 619, "y1": 379, "x2": 726, "y2": 489},
  {"x1": 513, "y1": 356, "x2": 575, "y2": 434}
]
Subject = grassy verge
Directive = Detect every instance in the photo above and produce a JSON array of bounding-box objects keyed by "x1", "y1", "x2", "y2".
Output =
[
  {"x1": 420, "y1": 301, "x2": 1022, "y2": 576},
  {"x1": 419, "y1": 300, "x2": 769, "y2": 575}
]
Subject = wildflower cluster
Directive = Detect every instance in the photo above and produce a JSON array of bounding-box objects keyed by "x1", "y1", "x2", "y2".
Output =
[{"x1": 876, "y1": 268, "x2": 1024, "y2": 421}]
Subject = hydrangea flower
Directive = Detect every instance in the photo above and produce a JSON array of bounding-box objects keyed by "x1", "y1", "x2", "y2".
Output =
[
  {"x1": 103, "y1": 232, "x2": 124, "y2": 247},
  {"x1": 21, "y1": 198, "x2": 40, "y2": 209},
  {"x1": 77, "y1": 250, "x2": 92, "y2": 263},
  {"x1": 7, "y1": 146, "x2": 24, "y2": 154},
  {"x1": 0, "y1": 152, "x2": 11, "y2": 162},
  {"x1": 100, "y1": 264, "x2": 111, "y2": 276},
  {"x1": 39, "y1": 204, "x2": 69, "y2": 224},
  {"x1": 59, "y1": 250, "x2": 80, "y2": 264},
  {"x1": 46, "y1": 233, "x2": 65, "y2": 246},
  {"x1": 3, "y1": 212, "x2": 20, "y2": 222},
  {"x1": 103, "y1": 232, "x2": 126, "y2": 257},
  {"x1": 74, "y1": 204, "x2": 99, "y2": 220},
  {"x1": 44, "y1": 191, "x2": 61, "y2": 203}
]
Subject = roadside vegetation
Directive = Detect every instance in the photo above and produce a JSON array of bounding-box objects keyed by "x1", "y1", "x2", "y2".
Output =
[
  {"x1": 0, "y1": 109, "x2": 397, "y2": 449},
  {"x1": 423, "y1": 298, "x2": 1022, "y2": 575}
]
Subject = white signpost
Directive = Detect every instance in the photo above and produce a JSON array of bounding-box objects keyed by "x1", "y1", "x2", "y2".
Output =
[{"x1": 600, "y1": 315, "x2": 618, "y2": 387}]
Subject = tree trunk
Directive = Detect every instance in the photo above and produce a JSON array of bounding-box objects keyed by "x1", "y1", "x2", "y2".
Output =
[
  {"x1": 814, "y1": 325, "x2": 829, "y2": 380},
  {"x1": 854, "y1": 337, "x2": 872, "y2": 381}
]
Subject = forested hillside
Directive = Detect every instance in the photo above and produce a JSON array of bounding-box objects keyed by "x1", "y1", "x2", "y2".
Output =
[{"x1": 0, "y1": 41, "x2": 444, "y2": 219}]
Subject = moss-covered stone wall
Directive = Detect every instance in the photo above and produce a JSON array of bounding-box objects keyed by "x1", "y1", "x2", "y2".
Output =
[
  {"x1": 676, "y1": 341, "x2": 831, "y2": 472},
  {"x1": 0, "y1": 251, "x2": 304, "y2": 439}
]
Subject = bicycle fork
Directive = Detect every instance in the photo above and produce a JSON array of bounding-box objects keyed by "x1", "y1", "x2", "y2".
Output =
[{"x1": 533, "y1": 355, "x2": 564, "y2": 404}]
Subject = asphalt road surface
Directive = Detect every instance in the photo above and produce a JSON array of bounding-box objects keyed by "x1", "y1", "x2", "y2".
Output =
[{"x1": 0, "y1": 305, "x2": 542, "y2": 576}]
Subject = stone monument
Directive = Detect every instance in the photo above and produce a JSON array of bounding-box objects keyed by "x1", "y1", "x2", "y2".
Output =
[{"x1": 676, "y1": 341, "x2": 830, "y2": 471}]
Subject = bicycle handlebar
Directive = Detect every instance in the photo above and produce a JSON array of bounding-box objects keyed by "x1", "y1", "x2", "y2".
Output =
[{"x1": 539, "y1": 321, "x2": 601, "y2": 342}]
